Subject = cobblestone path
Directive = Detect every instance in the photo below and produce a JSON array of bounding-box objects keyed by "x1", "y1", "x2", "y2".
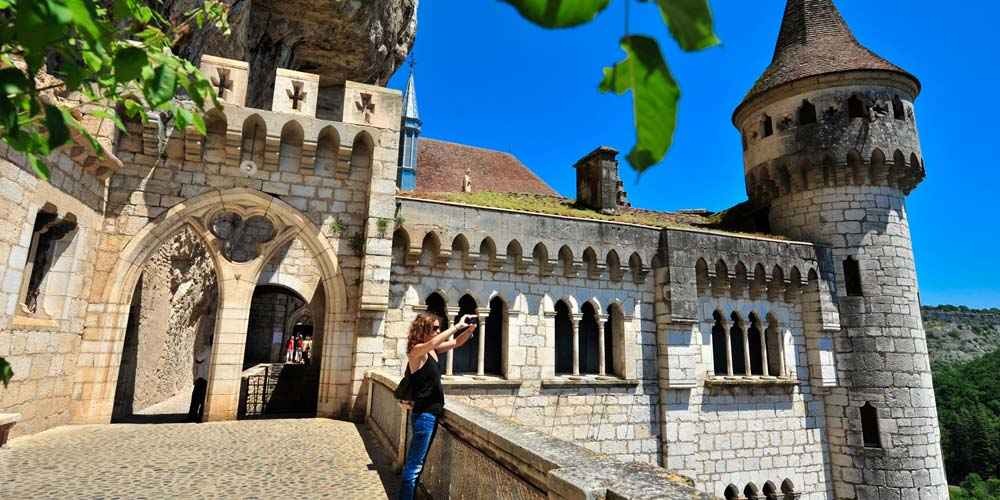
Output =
[{"x1": 1, "y1": 419, "x2": 400, "y2": 499}]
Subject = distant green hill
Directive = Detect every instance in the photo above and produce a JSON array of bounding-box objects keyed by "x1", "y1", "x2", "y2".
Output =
[{"x1": 923, "y1": 305, "x2": 1000, "y2": 364}]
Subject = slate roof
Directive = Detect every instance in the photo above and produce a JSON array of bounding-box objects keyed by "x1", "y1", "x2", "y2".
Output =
[
  {"x1": 738, "y1": 0, "x2": 919, "y2": 112},
  {"x1": 412, "y1": 138, "x2": 558, "y2": 196}
]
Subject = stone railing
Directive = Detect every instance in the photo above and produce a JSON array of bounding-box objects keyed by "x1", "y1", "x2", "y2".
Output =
[{"x1": 365, "y1": 370, "x2": 714, "y2": 500}]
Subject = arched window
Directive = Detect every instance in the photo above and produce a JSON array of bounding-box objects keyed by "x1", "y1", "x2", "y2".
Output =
[
  {"x1": 558, "y1": 245, "x2": 575, "y2": 277},
  {"x1": 582, "y1": 247, "x2": 599, "y2": 278},
  {"x1": 629, "y1": 252, "x2": 644, "y2": 283},
  {"x1": 240, "y1": 115, "x2": 266, "y2": 168},
  {"x1": 763, "y1": 481, "x2": 778, "y2": 500},
  {"x1": 781, "y1": 479, "x2": 797, "y2": 500},
  {"x1": 506, "y1": 240, "x2": 524, "y2": 273},
  {"x1": 748, "y1": 313, "x2": 765, "y2": 376},
  {"x1": 606, "y1": 250, "x2": 622, "y2": 282},
  {"x1": 17, "y1": 207, "x2": 77, "y2": 317},
  {"x1": 479, "y1": 237, "x2": 497, "y2": 271},
  {"x1": 314, "y1": 126, "x2": 339, "y2": 174},
  {"x1": 724, "y1": 485, "x2": 740, "y2": 500},
  {"x1": 712, "y1": 310, "x2": 728, "y2": 376},
  {"x1": 351, "y1": 133, "x2": 373, "y2": 171},
  {"x1": 798, "y1": 99, "x2": 817, "y2": 125},
  {"x1": 861, "y1": 402, "x2": 881, "y2": 448},
  {"x1": 843, "y1": 256, "x2": 863, "y2": 296},
  {"x1": 579, "y1": 302, "x2": 600, "y2": 375},
  {"x1": 605, "y1": 303, "x2": 625, "y2": 377},
  {"x1": 425, "y1": 292, "x2": 449, "y2": 330},
  {"x1": 484, "y1": 296, "x2": 505, "y2": 376},
  {"x1": 730, "y1": 312, "x2": 747, "y2": 375},
  {"x1": 848, "y1": 95, "x2": 865, "y2": 119},
  {"x1": 452, "y1": 294, "x2": 479, "y2": 374},
  {"x1": 762, "y1": 114, "x2": 773, "y2": 137},
  {"x1": 745, "y1": 483, "x2": 760, "y2": 500},
  {"x1": 419, "y1": 232, "x2": 441, "y2": 268},
  {"x1": 278, "y1": 121, "x2": 303, "y2": 172},
  {"x1": 533, "y1": 243, "x2": 549, "y2": 277},
  {"x1": 892, "y1": 95, "x2": 905, "y2": 120},
  {"x1": 554, "y1": 300, "x2": 574, "y2": 375},
  {"x1": 766, "y1": 314, "x2": 785, "y2": 377},
  {"x1": 202, "y1": 110, "x2": 227, "y2": 163},
  {"x1": 391, "y1": 228, "x2": 409, "y2": 265}
]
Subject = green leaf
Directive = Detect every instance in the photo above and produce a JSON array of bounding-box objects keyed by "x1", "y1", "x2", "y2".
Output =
[
  {"x1": 651, "y1": 0, "x2": 720, "y2": 52},
  {"x1": 27, "y1": 153, "x2": 50, "y2": 180},
  {"x1": 82, "y1": 51, "x2": 103, "y2": 72},
  {"x1": 113, "y1": 46, "x2": 148, "y2": 83},
  {"x1": 0, "y1": 357, "x2": 12, "y2": 388},
  {"x1": 499, "y1": 0, "x2": 610, "y2": 28},
  {"x1": 65, "y1": 0, "x2": 103, "y2": 40},
  {"x1": 189, "y1": 111, "x2": 206, "y2": 135},
  {"x1": 44, "y1": 104, "x2": 70, "y2": 149},
  {"x1": 599, "y1": 35, "x2": 679, "y2": 173},
  {"x1": 146, "y1": 64, "x2": 177, "y2": 107},
  {"x1": 0, "y1": 67, "x2": 30, "y2": 96}
]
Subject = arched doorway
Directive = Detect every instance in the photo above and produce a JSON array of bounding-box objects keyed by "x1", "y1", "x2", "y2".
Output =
[
  {"x1": 240, "y1": 282, "x2": 326, "y2": 418},
  {"x1": 111, "y1": 226, "x2": 219, "y2": 423}
]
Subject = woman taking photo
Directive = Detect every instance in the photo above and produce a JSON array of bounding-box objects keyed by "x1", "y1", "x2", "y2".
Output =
[{"x1": 397, "y1": 311, "x2": 476, "y2": 500}]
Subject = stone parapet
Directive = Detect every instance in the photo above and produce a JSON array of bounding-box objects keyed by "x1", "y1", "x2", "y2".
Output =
[{"x1": 364, "y1": 370, "x2": 713, "y2": 499}]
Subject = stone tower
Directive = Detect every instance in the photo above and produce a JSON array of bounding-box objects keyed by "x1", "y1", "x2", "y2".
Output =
[
  {"x1": 733, "y1": 1, "x2": 946, "y2": 499},
  {"x1": 397, "y1": 68, "x2": 421, "y2": 190}
]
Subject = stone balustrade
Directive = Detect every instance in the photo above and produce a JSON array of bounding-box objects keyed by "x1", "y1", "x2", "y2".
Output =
[{"x1": 364, "y1": 370, "x2": 714, "y2": 499}]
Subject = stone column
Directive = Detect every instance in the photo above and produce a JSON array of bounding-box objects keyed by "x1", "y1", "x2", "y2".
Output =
[
  {"x1": 725, "y1": 324, "x2": 734, "y2": 376},
  {"x1": 760, "y1": 326, "x2": 770, "y2": 377},
  {"x1": 477, "y1": 307, "x2": 489, "y2": 376},
  {"x1": 203, "y1": 275, "x2": 255, "y2": 422},
  {"x1": 596, "y1": 316, "x2": 606, "y2": 376},
  {"x1": 571, "y1": 313, "x2": 581, "y2": 376},
  {"x1": 741, "y1": 324, "x2": 751, "y2": 376},
  {"x1": 446, "y1": 306, "x2": 459, "y2": 376}
]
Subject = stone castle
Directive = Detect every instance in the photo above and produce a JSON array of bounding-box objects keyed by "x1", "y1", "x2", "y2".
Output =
[{"x1": 0, "y1": 0, "x2": 947, "y2": 498}]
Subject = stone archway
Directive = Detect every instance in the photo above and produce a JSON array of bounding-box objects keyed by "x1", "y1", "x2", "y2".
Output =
[{"x1": 72, "y1": 188, "x2": 350, "y2": 424}]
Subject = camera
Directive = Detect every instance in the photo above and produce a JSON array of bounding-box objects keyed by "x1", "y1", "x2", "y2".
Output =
[{"x1": 464, "y1": 315, "x2": 478, "y2": 325}]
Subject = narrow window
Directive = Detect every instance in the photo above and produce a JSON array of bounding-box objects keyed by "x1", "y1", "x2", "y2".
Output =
[
  {"x1": 781, "y1": 479, "x2": 797, "y2": 500},
  {"x1": 861, "y1": 402, "x2": 881, "y2": 448},
  {"x1": 554, "y1": 300, "x2": 574, "y2": 375},
  {"x1": 578, "y1": 303, "x2": 600, "y2": 374},
  {"x1": 484, "y1": 296, "x2": 505, "y2": 376},
  {"x1": 763, "y1": 482, "x2": 778, "y2": 500},
  {"x1": 712, "y1": 311, "x2": 728, "y2": 376},
  {"x1": 605, "y1": 304, "x2": 624, "y2": 377},
  {"x1": 747, "y1": 314, "x2": 764, "y2": 376},
  {"x1": 730, "y1": 313, "x2": 747, "y2": 376},
  {"x1": 452, "y1": 294, "x2": 479, "y2": 374},
  {"x1": 892, "y1": 95, "x2": 905, "y2": 120},
  {"x1": 798, "y1": 99, "x2": 817, "y2": 125},
  {"x1": 724, "y1": 485, "x2": 740, "y2": 500},
  {"x1": 762, "y1": 114, "x2": 773, "y2": 137},
  {"x1": 766, "y1": 315, "x2": 785, "y2": 377},
  {"x1": 18, "y1": 209, "x2": 77, "y2": 316},
  {"x1": 843, "y1": 256, "x2": 863, "y2": 296},
  {"x1": 848, "y1": 95, "x2": 865, "y2": 119}
]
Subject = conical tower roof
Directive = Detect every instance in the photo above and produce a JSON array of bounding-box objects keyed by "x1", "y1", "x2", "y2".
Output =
[
  {"x1": 402, "y1": 70, "x2": 420, "y2": 122},
  {"x1": 737, "y1": 0, "x2": 918, "y2": 113}
]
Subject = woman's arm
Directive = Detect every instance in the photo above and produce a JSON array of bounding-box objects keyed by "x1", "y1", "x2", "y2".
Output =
[
  {"x1": 435, "y1": 325, "x2": 475, "y2": 353},
  {"x1": 407, "y1": 316, "x2": 474, "y2": 361}
]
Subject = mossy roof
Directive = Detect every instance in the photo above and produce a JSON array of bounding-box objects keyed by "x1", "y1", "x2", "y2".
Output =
[{"x1": 401, "y1": 192, "x2": 786, "y2": 240}]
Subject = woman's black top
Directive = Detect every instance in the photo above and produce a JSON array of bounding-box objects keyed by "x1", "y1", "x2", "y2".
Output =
[{"x1": 407, "y1": 354, "x2": 445, "y2": 416}]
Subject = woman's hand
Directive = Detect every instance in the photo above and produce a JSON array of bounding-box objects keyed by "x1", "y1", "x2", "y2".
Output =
[{"x1": 399, "y1": 400, "x2": 413, "y2": 410}]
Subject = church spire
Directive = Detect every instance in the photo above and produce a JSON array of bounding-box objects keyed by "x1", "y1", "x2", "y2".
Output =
[
  {"x1": 397, "y1": 60, "x2": 421, "y2": 191},
  {"x1": 736, "y1": 0, "x2": 918, "y2": 114}
]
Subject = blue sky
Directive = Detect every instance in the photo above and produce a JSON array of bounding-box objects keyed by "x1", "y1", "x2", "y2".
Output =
[{"x1": 386, "y1": 1, "x2": 999, "y2": 309}]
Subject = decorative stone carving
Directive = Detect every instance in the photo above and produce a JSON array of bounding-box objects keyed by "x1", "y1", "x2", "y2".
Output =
[
  {"x1": 209, "y1": 212, "x2": 275, "y2": 262},
  {"x1": 199, "y1": 55, "x2": 248, "y2": 106},
  {"x1": 272, "y1": 68, "x2": 320, "y2": 117}
]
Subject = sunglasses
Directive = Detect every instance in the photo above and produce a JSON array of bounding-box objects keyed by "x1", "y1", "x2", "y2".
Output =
[{"x1": 432, "y1": 324, "x2": 441, "y2": 331}]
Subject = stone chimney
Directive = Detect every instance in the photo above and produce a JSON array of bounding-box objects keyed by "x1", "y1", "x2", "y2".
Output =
[{"x1": 574, "y1": 147, "x2": 629, "y2": 214}]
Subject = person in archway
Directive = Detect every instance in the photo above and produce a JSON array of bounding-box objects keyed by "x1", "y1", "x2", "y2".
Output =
[
  {"x1": 285, "y1": 336, "x2": 295, "y2": 363},
  {"x1": 397, "y1": 312, "x2": 476, "y2": 500},
  {"x1": 188, "y1": 342, "x2": 211, "y2": 423}
]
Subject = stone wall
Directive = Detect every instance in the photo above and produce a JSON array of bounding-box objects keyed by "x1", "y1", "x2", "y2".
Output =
[
  {"x1": 385, "y1": 198, "x2": 663, "y2": 464},
  {"x1": 364, "y1": 370, "x2": 712, "y2": 500},
  {"x1": 112, "y1": 226, "x2": 218, "y2": 417},
  {"x1": 0, "y1": 147, "x2": 104, "y2": 437}
]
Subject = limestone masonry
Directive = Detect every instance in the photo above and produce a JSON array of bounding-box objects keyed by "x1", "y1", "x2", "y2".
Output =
[{"x1": 0, "y1": 0, "x2": 947, "y2": 498}]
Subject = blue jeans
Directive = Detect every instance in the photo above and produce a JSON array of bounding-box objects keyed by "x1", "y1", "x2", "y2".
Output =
[{"x1": 398, "y1": 411, "x2": 438, "y2": 500}]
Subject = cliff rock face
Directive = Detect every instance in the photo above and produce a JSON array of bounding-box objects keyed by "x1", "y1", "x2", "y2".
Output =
[{"x1": 162, "y1": 0, "x2": 418, "y2": 109}]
